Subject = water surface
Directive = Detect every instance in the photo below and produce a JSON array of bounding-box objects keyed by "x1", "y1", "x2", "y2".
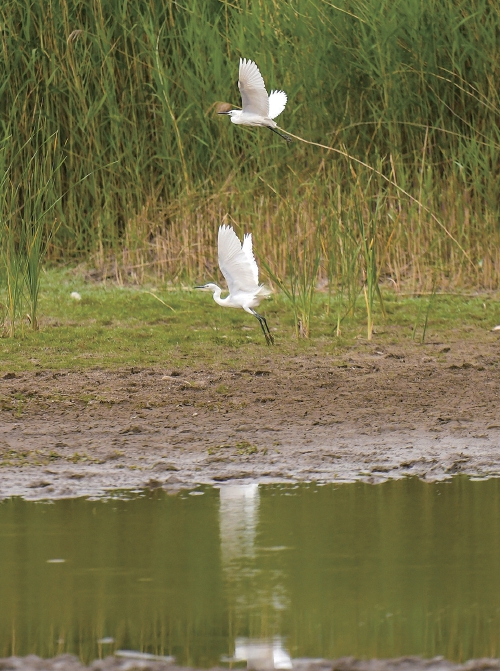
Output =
[{"x1": 1, "y1": 478, "x2": 500, "y2": 664}]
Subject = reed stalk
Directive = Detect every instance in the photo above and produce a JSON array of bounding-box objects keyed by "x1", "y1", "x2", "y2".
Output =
[
  {"x1": 0, "y1": 123, "x2": 64, "y2": 335},
  {"x1": 353, "y1": 192, "x2": 386, "y2": 340}
]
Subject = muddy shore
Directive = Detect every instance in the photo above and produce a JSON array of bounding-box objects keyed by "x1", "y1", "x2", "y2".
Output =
[
  {"x1": 1, "y1": 337, "x2": 499, "y2": 500},
  {"x1": 3, "y1": 655, "x2": 500, "y2": 671}
]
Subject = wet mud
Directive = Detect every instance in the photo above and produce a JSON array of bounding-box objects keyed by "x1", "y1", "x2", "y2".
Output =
[
  {"x1": 3, "y1": 655, "x2": 500, "y2": 671},
  {"x1": 0, "y1": 338, "x2": 499, "y2": 499}
]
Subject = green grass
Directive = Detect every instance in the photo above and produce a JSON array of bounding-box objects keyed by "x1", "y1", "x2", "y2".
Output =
[{"x1": 1, "y1": 268, "x2": 498, "y2": 372}]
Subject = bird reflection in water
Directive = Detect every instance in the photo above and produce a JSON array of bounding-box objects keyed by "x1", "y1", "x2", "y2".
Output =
[
  {"x1": 219, "y1": 485, "x2": 292, "y2": 669},
  {"x1": 226, "y1": 637, "x2": 292, "y2": 670},
  {"x1": 219, "y1": 483, "x2": 260, "y2": 567}
]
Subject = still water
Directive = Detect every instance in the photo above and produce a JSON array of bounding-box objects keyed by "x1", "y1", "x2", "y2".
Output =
[{"x1": 1, "y1": 478, "x2": 500, "y2": 665}]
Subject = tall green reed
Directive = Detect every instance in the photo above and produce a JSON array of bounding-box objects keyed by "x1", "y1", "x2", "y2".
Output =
[
  {"x1": 265, "y1": 212, "x2": 322, "y2": 339},
  {"x1": 354, "y1": 192, "x2": 386, "y2": 341},
  {"x1": 1, "y1": 139, "x2": 27, "y2": 337},
  {"x1": 0, "y1": 126, "x2": 64, "y2": 336},
  {"x1": 23, "y1": 133, "x2": 64, "y2": 331},
  {"x1": 322, "y1": 181, "x2": 361, "y2": 337},
  {"x1": 0, "y1": 227, "x2": 26, "y2": 338}
]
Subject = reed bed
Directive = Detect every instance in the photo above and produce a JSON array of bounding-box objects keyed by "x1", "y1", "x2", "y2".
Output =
[{"x1": 1, "y1": 0, "x2": 499, "y2": 335}]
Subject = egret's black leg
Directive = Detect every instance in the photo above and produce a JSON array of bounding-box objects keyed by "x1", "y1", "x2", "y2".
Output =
[
  {"x1": 250, "y1": 309, "x2": 275, "y2": 345},
  {"x1": 260, "y1": 315, "x2": 274, "y2": 344},
  {"x1": 267, "y1": 126, "x2": 293, "y2": 143},
  {"x1": 258, "y1": 317, "x2": 272, "y2": 345},
  {"x1": 255, "y1": 314, "x2": 271, "y2": 345}
]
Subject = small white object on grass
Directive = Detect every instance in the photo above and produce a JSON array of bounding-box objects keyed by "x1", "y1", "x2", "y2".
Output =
[
  {"x1": 218, "y1": 58, "x2": 291, "y2": 142},
  {"x1": 70, "y1": 291, "x2": 82, "y2": 301},
  {"x1": 195, "y1": 225, "x2": 274, "y2": 345},
  {"x1": 492, "y1": 325, "x2": 500, "y2": 332}
]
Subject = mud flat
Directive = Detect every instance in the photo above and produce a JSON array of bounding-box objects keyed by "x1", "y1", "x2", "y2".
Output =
[
  {"x1": 0, "y1": 338, "x2": 498, "y2": 500},
  {"x1": 3, "y1": 655, "x2": 500, "y2": 671}
]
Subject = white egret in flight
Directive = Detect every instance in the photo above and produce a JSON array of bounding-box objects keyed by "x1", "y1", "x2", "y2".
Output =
[
  {"x1": 218, "y1": 58, "x2": 291, "y2": 143},
  {"x1": 195, "y1": 225, "x2": 274, "y2": 345}
]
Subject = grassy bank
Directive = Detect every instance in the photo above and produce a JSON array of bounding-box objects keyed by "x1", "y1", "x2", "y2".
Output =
[
  {"x1": 0, "y1": 268, "x2": 498, "y2": 372},
  {"x1": 1, "y1": 0, "x2": 499, "y2": 337}
]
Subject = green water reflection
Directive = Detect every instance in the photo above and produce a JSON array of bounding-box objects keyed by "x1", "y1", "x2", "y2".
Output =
[{"x1": 1, "y1": 478, "x2": 500, "y2": 664}]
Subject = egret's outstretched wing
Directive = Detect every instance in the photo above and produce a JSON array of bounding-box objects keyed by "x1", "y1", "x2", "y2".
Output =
[
  {"x1": 242, "y1": 233, "x2": 259, "y2": 285},
  {"x1": 218, "y1": 225, "x2": 260, "y2": 295},
  {"x1": 238, "y1": 58, "x2": 269, "y2": 117},
  {"x1": 268, "y1": 90, "x2": 287, "y2": 119}
]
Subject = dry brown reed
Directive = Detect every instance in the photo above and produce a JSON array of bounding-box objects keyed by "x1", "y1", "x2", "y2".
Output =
[{"x1": 91, "y1": 175, "x2": 500, "y2": 295}]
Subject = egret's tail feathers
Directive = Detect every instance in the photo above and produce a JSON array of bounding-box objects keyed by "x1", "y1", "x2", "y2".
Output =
[
  {"x1": 268, "y1": 90, "x2": 287, "y2": 119},
  {"x1": 257, "y1": 284, "x2": 273, "y2": 298}
]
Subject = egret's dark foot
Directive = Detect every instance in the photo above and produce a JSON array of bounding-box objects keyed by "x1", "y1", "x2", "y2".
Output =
[{"x1": 268, "y1": 126, "x2": 292, "y2": 143}]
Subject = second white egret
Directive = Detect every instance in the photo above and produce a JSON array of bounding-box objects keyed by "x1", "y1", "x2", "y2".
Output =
[
  {"x1": 218, "y1": 58, "x2": 291, "y2": 143},
  {"x1": 195, "y1": 225, "x2": 274, "y2": 345}
]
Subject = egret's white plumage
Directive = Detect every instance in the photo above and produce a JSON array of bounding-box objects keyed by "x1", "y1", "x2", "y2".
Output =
[
  {"x1": 268, "y1": 90, "x2": 288, "y2": 120},
  {"x1": 218, "y1": 58, "x2": 291, "y2": 142},
  {"x1": 195, "y1": 225, "x2": 274, "y2": 345}
]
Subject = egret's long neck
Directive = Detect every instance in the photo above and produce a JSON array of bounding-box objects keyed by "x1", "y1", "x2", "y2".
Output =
[{"x1": 212, "y1": 285, "x2": 229, "y2": 307}]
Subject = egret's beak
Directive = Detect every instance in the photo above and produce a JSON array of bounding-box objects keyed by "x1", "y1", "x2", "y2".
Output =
[
  {"x1": 194, "y1": 285, "x2": 206, "y2": 289},
  {"x1": 217, "y1": 111, "x2": 231, "y2": 115}
]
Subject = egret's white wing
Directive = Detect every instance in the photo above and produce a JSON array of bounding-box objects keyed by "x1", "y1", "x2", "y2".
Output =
[
  {"x1": 238, "y1": 58, "x2": 269, "y2": 117},
  {"x1": 268, "y1": 90, "x2": 287, "y2": 119},
  {"x1": 242, "y1": 233, "x2": 259, "y2": 285},
  {"x1": 218, "y1": 225, "x2": 260, "y2": 295}
]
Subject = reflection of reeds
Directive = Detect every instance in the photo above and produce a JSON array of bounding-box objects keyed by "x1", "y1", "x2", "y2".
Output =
[{"x1": 3, "y1": 482, "x2": 500, "y2": 663}]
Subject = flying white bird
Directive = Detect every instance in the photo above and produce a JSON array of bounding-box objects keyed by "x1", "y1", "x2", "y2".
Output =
[
  {"x1": 195, "y1": 225, "x2": 274, "y2": 345},
  {"x1": 218, "y1": 58, "x2": 291, "y2": 143}
]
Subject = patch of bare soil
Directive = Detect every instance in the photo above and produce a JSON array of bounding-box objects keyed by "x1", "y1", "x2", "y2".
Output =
[{"x1": 0, "y1": 338, "x2": 499, "y2": 500}]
